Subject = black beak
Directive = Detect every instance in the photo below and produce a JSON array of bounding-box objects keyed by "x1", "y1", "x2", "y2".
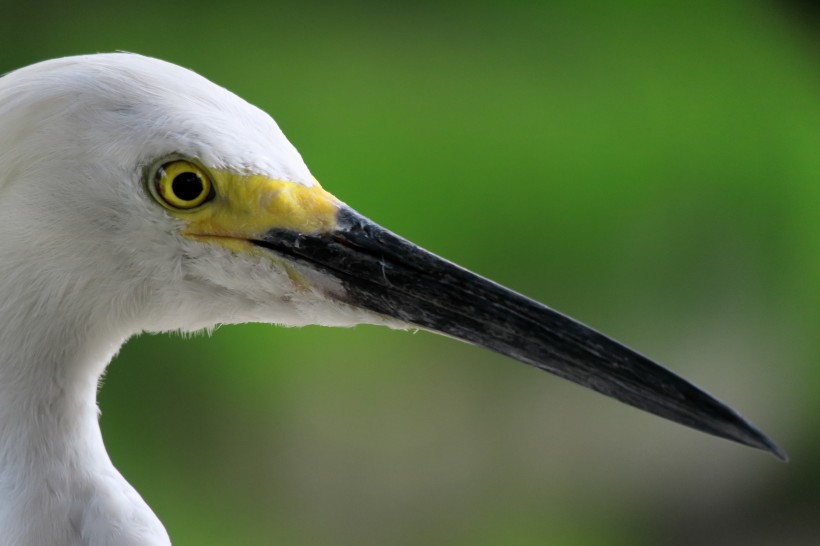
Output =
[{"x1": 254, "y1": 206, "x2": 785, "y2": 460}]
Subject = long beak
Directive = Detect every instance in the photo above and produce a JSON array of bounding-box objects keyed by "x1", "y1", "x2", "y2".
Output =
[{"x1": 254, "y1": 206, "x2": 786, "y2": 460}]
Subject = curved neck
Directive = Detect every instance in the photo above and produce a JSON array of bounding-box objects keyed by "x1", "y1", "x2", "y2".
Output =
[
  {"x1": 0, "y1": 283, "x2": 170, "y2": 545},
  {"x1": 0, "y1": 305, "x2": 114, "y2": 469}
]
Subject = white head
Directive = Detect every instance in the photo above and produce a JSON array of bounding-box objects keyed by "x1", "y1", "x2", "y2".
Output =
[{"x1": 0, "y1": 53, "x2": 389, "y2": 345}]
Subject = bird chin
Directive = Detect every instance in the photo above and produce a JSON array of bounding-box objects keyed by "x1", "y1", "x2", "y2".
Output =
[{"x1": 175, "y1": 234, "x2": 404, "y2": 332}]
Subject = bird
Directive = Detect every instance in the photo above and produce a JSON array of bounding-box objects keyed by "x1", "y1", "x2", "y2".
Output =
[{"x1": 0, "y1": 52, "x2": 784, "y2": 545}]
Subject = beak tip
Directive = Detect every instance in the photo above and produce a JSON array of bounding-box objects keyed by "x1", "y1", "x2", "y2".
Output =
[
  {"x1": 757, "y1": 434, "x2": 789, "y2": 462},
  {"x1": 729, "y1": 418, "x2": 787, "y2": 461}
]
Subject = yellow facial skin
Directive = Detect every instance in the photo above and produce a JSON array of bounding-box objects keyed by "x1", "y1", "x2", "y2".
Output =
[{"x1": 151, "y1": 162, "x2": 341, "y2": 252}]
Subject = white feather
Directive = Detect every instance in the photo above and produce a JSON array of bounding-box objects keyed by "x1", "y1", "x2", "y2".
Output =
[{"x1": 0, "y1": 53, "x2": 387, "y2": 545}]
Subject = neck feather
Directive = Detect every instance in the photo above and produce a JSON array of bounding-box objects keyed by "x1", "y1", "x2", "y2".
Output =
[{"x1": 0, "y1": 273, "x2": 170, "y2": 545}]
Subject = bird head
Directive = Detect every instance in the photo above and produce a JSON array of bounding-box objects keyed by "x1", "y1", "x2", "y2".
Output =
[
  {"x1": 0, "y1": 53, "x2": 397, "y2": 335},
  {"x1": 0, "y1": 53, "x2": 784, "y2": 459}
]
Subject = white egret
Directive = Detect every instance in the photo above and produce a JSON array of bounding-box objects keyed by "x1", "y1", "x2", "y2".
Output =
[{"x1": 0, "y1": 53, "x2": 784, "y2": 545}]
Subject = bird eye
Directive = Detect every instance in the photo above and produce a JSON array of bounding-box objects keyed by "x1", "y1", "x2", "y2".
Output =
[{"x1": 154, "y1": 160, "x2": 214, "y2": 210}]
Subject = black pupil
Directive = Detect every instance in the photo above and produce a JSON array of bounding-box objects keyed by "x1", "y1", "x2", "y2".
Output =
[{"x1": 171, "y1": 172, "x2": 204, "y2": 201}]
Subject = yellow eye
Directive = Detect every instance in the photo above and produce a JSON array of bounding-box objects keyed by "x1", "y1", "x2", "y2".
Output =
[{"x1": 153, "y1": 160, "x2": 214, "y2": 210}]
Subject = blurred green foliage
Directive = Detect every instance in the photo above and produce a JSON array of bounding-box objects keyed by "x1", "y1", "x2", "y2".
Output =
[{"x1": 2, "y1": 1, "x2": 818, "y2": 544}]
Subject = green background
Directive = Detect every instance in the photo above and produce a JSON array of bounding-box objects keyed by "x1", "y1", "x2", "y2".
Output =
[{"x1": 2, "y1": 1, "x2": 818, "y2": 544}]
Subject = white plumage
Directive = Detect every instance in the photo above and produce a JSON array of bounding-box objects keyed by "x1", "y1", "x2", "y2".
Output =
[{"x1": 0, "y1": 53, "x2": 385, "y2": 545}]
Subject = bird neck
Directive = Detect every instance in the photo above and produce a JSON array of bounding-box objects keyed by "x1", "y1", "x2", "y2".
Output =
[
  {"x1": 0, "y1": 308, "x2": 115, "y2": 469},
  {"x1": 0, "y1": 279, "x2": 170, "y2": 545}
]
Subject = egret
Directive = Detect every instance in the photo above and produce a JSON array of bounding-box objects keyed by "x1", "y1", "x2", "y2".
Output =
[{"x1": 0, "y1": 53, "x2": 783, "y2": 545}]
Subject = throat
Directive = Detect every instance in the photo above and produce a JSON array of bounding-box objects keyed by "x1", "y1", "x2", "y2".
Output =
[
  {"x1": 0, "y1": 313, "x2": 118, "y2": 470},
  {"x1": 0, "y1": 309, "x2": 170, "y2": 545}
]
